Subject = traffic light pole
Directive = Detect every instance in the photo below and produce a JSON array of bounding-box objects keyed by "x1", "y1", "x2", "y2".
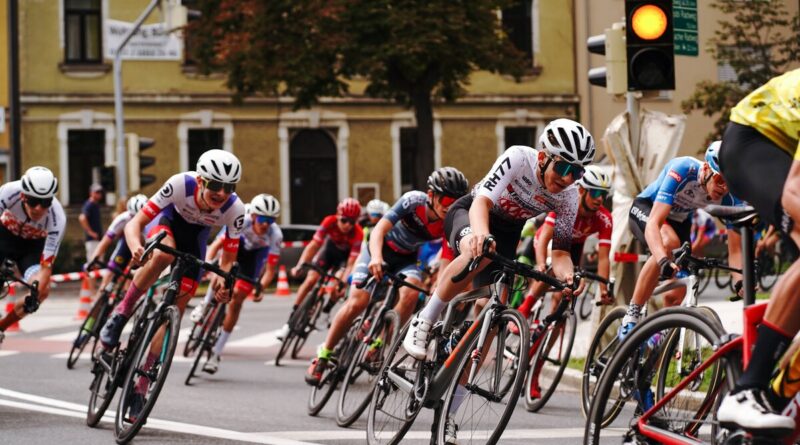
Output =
[
  {"x1": 626, "y1": 92, "x2": 641, "y2": 157},
  {"x1": 113, "y1": 0, "x2": 160, "y2": 199}
]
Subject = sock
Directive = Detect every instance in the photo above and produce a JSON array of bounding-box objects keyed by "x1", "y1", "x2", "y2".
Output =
[
  {"x1": 135, "y1": 352, "x2": 158, "y2": 395},
  {"x1": 448, "y1": 385, "x2": 469, "y2": 414},
  {"x1": 0, "y1": 311, "x2": 21, "y2": 331},
  {"x1": 419, "y1": 293, "x2": 447, "y2": 323},
  {"x1": 116, "y1": 283, "x2": 145, "y2": 318},
  {"x1": 214, "y1": 330, "x2": 231, "y2": 356},
  {"x1": 736, "y1": 322, "x2": 792, "y2": 391},
  {"x1": 622, "y1": 303, "x2": 643, "y2": 326},
  {"x1": 318, "y1": 346, "x2": 333, "y2": 360},
  {"x1": 203, "y1": 285, "x2": 214, "y2": 306},
  {"x1": 517, "y1": 296, "x2": 535, "y2": 318}
]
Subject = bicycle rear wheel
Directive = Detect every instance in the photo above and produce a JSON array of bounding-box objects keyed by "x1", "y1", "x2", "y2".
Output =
[
  {"x1": 69, "y1": 295, "x2": 108, "y2": 369},
  {"x1": 366, "y1": 320, "x2": 422, "y2": 445},
  {"x1": 114, "y1": 305, "x2": 180, "y2": 444},
  {"x1": 337, "y1": 310, "x2": 400, "y2": 427},
  {"x1": 525, "y1": 311, "x2": 576, "y2": 412},
  {"x1": 185, "y1": 304, "x2": 224, "y2": 385},
  {"x1": 579, "y1": 282, "x2": 596, "y2": 320},
  {"x1": 581, "y1": 306, "x2": 625, "y2": 423},
  {"x1": 293, "y1": 294, "x2": 324, "y2": 359},
  {"x1": 86, "y1": 345, "x2": 120, "y2": 427},
  {"x1": 759, "y1": 253, "x2": 780, "y2": 291},
  {"x1": 583, "y1": 307, "x2": 733, "y2": 445}
]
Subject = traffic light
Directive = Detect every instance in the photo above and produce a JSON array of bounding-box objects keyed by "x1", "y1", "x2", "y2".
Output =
[
  {"x1": 126, "y1": 133, "x2": 157, "y2": 191},
  {"x1": 625, "y1": 0, "x2": 675, "y2": 91},
  {"x1": 587, "y1": 22, "x2": 627, "y2": 95},
  {"x1": 99, "y1": 166, "x2": 116, "y2": 192}
]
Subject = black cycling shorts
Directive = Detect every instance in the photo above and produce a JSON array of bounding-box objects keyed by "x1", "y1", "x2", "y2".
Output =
[
  {"x1": 720, "y1": 122, "x2": 794, "y2": 233},
  {"x1": 445, "y1": 194, "x2": 525, "y2": 287},
  {"x1": 0, "y1": 225, "x2": 45, "y2": 275},
  {"x1": 107, "y1": 237, "x2": 132, "y2": 272},
  {"x1": 145, "y1": 210, "x2": 211, "y2": 282},
  {"x1": 628, "y1": 197, "x2": 692, "y2": 250},
  {"x1": 312, "y1": 239, "x2": 350, "y2": 270}
]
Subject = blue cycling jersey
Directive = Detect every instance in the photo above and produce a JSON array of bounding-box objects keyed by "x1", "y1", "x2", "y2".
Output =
[{"x1": 638, "y1": 157, "x2": 743, "y2": 224}]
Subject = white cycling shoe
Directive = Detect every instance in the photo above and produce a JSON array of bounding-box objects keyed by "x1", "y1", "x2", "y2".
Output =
[
  {"x1": 276, "y1": 324, "x2": 290, "y2": 341},
  {"x1": 717, "y1": 388, "x2": 795, "y2": 433},
  {"x1": 189, "y1": 302, "x2": 206, "y2": 323},
  {"x1": 402, "y1": 315, "x2": 433, "y2": 360}
]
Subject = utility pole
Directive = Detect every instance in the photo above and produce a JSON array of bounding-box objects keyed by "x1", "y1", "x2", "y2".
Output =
[
  {"x1": 113, "y1": 0, "x2": 160, "y2": 198},
  {"x1": 8, "y1": 0, "x2": 20, "y2": 180}
]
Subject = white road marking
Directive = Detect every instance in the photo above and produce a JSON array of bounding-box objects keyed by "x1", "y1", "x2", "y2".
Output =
[
  {"x1": 226, "y1": 329, "x2": 282, "y2": 349},
  {"x1": 264, "y1": 359, "x2": 309, "y2": 367},
  {"x1": 0, "y1": 351, "x2": 20, "y2": 357},
  {"x1": 42, "y1": 330, "x2": 83, "y2": 341}
]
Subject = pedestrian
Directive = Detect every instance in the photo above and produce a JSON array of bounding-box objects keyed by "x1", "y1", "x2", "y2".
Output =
[{"x1": 79, "y1": 183, "x2": 104, "y2": 291}]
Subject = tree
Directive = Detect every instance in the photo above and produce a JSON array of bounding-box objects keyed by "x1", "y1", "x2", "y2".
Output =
[
  {"x1": 681, "y1": 0, "x2": 799, "y2": 146},
  {"x1": 190, "y1": 0, "x2": 529, "y2": 190}
]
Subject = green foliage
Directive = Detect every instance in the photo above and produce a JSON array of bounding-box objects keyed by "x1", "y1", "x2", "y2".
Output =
[{"x1": 681, "y1": 0, "x2": 800, "y2": 147}]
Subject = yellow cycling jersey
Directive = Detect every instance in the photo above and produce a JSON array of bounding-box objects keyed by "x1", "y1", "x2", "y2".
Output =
[{"x1": 730, "y1": 68, "x2": 800, "y2": 158}]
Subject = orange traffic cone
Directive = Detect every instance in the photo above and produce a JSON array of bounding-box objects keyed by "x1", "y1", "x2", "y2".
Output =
[
  {"x1": 75, "y1": 276, "x2": 92, "y2": 320},
  {"x1": 5, "y1": 284, "x2": 19, "y2": 332},
  {"x1": 275, "y1": 265, "x2": 291, "y2": 297}
]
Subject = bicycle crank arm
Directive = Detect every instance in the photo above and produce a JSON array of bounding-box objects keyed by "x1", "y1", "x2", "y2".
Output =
[{"x1": 465, "y1": 383, "x2": 503, "y2": 403}]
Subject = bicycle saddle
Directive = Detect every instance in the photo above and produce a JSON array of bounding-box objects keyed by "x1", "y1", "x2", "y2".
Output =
[{"x1": 703, "y1": 204, "x2": 759, "y2": 227}]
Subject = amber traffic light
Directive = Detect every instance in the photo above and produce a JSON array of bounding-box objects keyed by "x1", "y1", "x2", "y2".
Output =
[{"x1": 626, "y1": 0, "x2": 675, "y2": 91}]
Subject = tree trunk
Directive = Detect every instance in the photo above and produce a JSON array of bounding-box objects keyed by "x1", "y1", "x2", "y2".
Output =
[{"x1": 412, "y1": 89, "x2": 435, "y2": 191}]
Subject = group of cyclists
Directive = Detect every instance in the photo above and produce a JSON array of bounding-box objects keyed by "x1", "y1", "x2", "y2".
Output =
[{"x1": 0, "y1": 66, "x2": 795, "y2": 443}]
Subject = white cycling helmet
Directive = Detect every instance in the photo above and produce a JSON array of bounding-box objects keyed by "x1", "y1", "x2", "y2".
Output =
[
  {"x1": 539, "y1": 118, "x2": 596, "y2": 166},
  {"x1": 366, "y1": 199, "x2": 389, "y2": 216},
  {"x1": 578, "y1": 166, "x2": 612, "y2": 191},
  {"x1": 250, "y1": 194, "x2": 280, "y2": 217},
  {"x1": 127, "y1": 194, "x2": 148, "y2": 215},
  {"x1": 196, "y1": 149, "x2": 242, "y2": 183},
  {"x1": 21, "y1": 166, "x2": 58, "y2": 198}
]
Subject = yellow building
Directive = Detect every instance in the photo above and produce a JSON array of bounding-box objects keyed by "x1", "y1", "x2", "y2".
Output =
[
  {"x1": 20, "y1": 1, "x2": 578, "y2": 236},
  {"x1": 0, "y1": 0, "x2": 9, "y2": 180}
]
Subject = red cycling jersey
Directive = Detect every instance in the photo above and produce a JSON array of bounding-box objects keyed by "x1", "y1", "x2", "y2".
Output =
[
  {"x1": 313, "y1": 215, "x2": 364, "y2": 258},
  {"x1": 536, "y1": 206, "x2": 612, "y2": 248}
]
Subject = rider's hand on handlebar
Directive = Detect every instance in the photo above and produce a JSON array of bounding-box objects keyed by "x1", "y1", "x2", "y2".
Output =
[
  {"x1": 599, "y1": 289, "x2": 614, "y2": 305},
  {"x1": 658, "y1": 257, "x2": 679, "y2": 280},
  {"x1": 211, "y1": 275, "x2": 232, "y2": 304},
  {"x1": 368, "y1": 257, "x2": 384, "y2": 281},
  {"x1": 462, "y1": 232, "x2": 495, "y2": 258},
  {"x1": 130, "y1": 244, "x2": 146, "y2": 267},
  {"x1": 573, "y1": 276, "x2": 586, "y2": 297},
  {"x1": 290, "y1": 264, "x2": 302, "y2": 278}
]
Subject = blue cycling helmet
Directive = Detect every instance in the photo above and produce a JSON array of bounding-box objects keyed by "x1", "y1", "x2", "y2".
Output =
[{"x1": 705, "y1": 141, "x2": 721, "y2": 174}]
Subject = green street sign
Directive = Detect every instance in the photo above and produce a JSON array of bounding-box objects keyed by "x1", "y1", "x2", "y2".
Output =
[{"x1": 673, "y1": 1, "x2": 698, "y2": 56}]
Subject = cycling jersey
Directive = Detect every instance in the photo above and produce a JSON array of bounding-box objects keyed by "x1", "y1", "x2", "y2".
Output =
[
  {"x1": 730, "y1": 68, "x2": 800, "y2": 158},
  {"x1": 0, "y1": 180, "x2": 66, "y2": 267},
  {"x1": 537, "y1": 206, "x2": 613, "y2": 248},
  {"x1": 692, "y1": 209, "x2": 717, "y2": 239},
  {"x1": 312, "y1": 215, "x2": 363, "y2": 258},
  {"x1": 637, "y1": 157, "x2": 742, "y2": 222},
  {"x1": 105, "y1": 212, "x2": 133, "y2": 240},
  {"x1": 474, "y1": 145, "x2": 579, "y2": 250},
  {"x1": 217, "y1": 218, "x2": 283, "y2": 268},
  {"x1": 142, "y1": 172, "x2": 246, "y2": 253},
  {"x1": 383, "y1": 191, "x2": 444, "y2": 254}
]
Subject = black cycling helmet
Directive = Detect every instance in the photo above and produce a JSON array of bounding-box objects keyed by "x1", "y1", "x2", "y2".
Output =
[{"x1": 427, "y1": 167, "x2": 469, "y2": 198}]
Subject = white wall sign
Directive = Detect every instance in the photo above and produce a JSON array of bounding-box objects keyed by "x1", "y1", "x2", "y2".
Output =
[
  {"x1": 0, "y1": 108, "x2": 5, "y2": 133},
  {"x1": 105, "y1": 19, "x2": 183, "y2": 60}
]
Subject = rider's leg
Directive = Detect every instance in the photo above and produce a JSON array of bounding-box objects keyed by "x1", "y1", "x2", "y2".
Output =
[
  {"x1": 393, "y1": 281, "x2": 422, "y2": 326},
  {"x1": 114, "y1": 236, "x2": 177, "y2": 318},
  {"x1": 518, "y1": 279, "x2": 547, "y2": 318},
  {"x1": 292, "y1": 270, "x2": 320, "y2": 309},
  {"x1": 321, "y1": 286, "x2": 369, "y2": 353},
  {"x1": 214, "y1": 285, "x2": 248, "y2": 357}
]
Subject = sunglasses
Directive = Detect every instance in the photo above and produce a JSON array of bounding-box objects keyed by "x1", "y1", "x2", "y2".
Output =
[
  {"x1": 339, "y1": 216, "x2": 356, "y2": 225},
  {"x1": 201, "y1": 178, "x2": 236, "y2": 194},
  {"x1": 255, "y1": 215, "x2": 276, "y2": 224},
  {"x1": 711, "y1": 173, "x2": 727, "y2": 188},
  {"x1": 24, "y1": 195, "x2": 53, "y2": 208},
  {"x1": 587, "y1": 189, "x2": 609, "y2": 199},
  {"x1": 439, "y1": 195, "x2": 457, "y2": 207},
  {"x1": 369, "y1": 212, "x2": 383, "y2": 218},
  {"x1": 549, "y1": 156, "x2": 585, "y2": 180}
]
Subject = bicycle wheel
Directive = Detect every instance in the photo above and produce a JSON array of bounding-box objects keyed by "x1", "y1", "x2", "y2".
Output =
[
  {"x1": 69, "y1": 295, "x2": 108, "y2": 369},
  {"x1": 436, "y1": 308, "x2": 528, "y2": 445},
  {"x1": 580, "y1": 306, "x2": 625, "y2": 423},
  {"x1": 293, "y1": 293, "x2": 324, "y2": 359},
  {"x1": 366, "y1": 320, "x2": 422, "y2": 445},
  {"x1": 185, "y1": 304, "x2": 224, "y2": 385},
  {"x1": 337, "y1": 310, "x2": 400, "y2": 427},
  {"x1": 697, "y1": 269, "x2": 712, "y2": 295},
  {"x1": 579, "y1": 282, "x2": 596, "y2": 320},
  {"x1": 182, "y1": 319, "x2": 204, "y2": 358},
  {"x1": 583, "y1": 307, "x2": 734, "y2": 445},
  {"x1": 525, "y1": 311, "x2": 577, "y2": 412},
  {"x1": 86, "y1": 345, "x2": 120, "y2": 427},
  {"x1": 114, "y1": 305, "x2": 180, "y2": 444},
  {"x1": 759, "y1": 253, "x2": 780, "y2": 291},
  {"x1": 714, "y1": 267, "x2": 731, "y2": 290}
]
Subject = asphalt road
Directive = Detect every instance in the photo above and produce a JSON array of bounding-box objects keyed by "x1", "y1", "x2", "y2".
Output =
[{"x1": 0, "y1": 281, "x2": 742, "y2": 444}]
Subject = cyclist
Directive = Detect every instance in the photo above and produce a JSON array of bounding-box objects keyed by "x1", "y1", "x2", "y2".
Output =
[
  {"x1": 715, "y1": 68, "x2": 800, "y2": 432},
  {"x1": 194, "y1": 193, "x2": 283, "y2": 374},
  {"x1": 74, "y1": 194, "x2": 148, "y2": 346},
  {"x1": 516, "y1": 165, "x2": 614, "y2": 322},
  {"x1": 360, "y1": 199, "x2": 390, "y2": 234},
  {"x1": 277, "y1": 198, "x2": 363, "y2": 340},
  {"x1": 305, "y1": 167, "x2": 468, "y2": 385},
  {"x1": 401, "y1": 119, "x2": 595, "y2": 441},
  {"x1": 0, "y1": 167, "x2": 65, "y2": 345},
  {"x1": 98, "y1": 149, "x2": 246, "y2": 419},
  {"x1": 690, "y1": 208, "x2": 717, "y2": 256},
  {"x1": 619, "y1": 142, "x2": 744, "y2": 342}
]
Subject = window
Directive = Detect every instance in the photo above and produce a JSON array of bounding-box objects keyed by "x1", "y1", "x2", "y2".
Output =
[
  {"x1": 64, "y1": 0, "x2": 102, "y2": 64},
  {"x1": 504, "y1": 126, "x2": 537, "y2": 149},
  {"x1": 67, "y1": 129, "x2": 105, "y2": 205},
  {"x1": 188, "y1": 129, "x2": 224, "y2": 171},
  {"x1": 400, "y1": 127, "x2": 419, "y2": 194},
  {"x1": 502, "y1": 0, "x2": 533, "y2": 61},
  {"x1": 182, "y1": 0, "x2": 200, "y2": 66}
]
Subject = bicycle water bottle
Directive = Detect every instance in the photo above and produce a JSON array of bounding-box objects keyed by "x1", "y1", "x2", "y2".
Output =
[{"x1": 772, "y1": 341, "x2": 800, "y2": 399}]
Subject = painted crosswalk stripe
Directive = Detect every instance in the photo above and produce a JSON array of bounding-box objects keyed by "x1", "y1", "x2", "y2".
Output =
[{"x1": 226, "y1": 329, "x2": 282, "y2": 349}]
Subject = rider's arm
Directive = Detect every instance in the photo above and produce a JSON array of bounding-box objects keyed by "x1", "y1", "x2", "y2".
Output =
[
  {"x1": 295, "y1": 240, "x2": 320, "y2": 268},
  {"x1": 467, "y1": 196, "x2": 493, "y2": 254},
  {"x1": 644, "y1": 202, "x2": 673, "y2": 263},
  {"x1": 597, "y1": 244, "x2": 611, "y2": 294},
  {"x1": 90, "y1": 235, "x2": 114, "y2": 262},
  {"x1": 691, "y1": 225, "x2": 706, "y2": 253},
  {"x1": 205, "y1": 235, "x2": 224, "y2": 262},
  {"x1": 123, "y1": 211, "x2": 151, "y2": 257},
  {"x1": 368, "y1": 218, "x2": 393, "y2": 265},
  {"x1": 550, "y1": 249, "x2": 573, "y2": 285},
  {"x1": 534, "y1": 217, "x2": 554, "y2": 271},
  {"x1": 726, "y1": 228, "x2": 743, "y2": 285}
]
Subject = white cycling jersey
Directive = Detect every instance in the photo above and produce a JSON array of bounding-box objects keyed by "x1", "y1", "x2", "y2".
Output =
[
  {"x1": 475, "y1": 145, "x2": 579, "y2": 250},
  {"x1": 105, "y1": 212, "x2": 133, "y2": 240},
  {"x1": 0, "y1": 180, "x2": 66, "y2": 264}
]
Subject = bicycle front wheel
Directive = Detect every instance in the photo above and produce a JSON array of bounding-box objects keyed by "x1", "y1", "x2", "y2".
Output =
[
  {"x1": 436, "y1": 308, "x2": 528, "y2": 445},
  {"x1": 114, "y1": 305, "x2": 180, "y2": 444},
  {"x1": 185, "y1": 305, "x2": 224, "y2": 386},
  {"x1": 69, "y1": 295, "x2": 108, "y2": 369},
  {"x1": 525, "y1": 312, "x2": 576, "y2": 412},
  {"x1": 86, "y1": 345, "x2": 119, "y2": 427},
  {"x1": 580, "y1": 306, "x2": 625, "y2": 423},
  {"x1": 293, "y1": 294, "x2": 324, "y2": 359}
]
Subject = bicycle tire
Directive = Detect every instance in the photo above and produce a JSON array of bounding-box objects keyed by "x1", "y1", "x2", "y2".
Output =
[
  {"x1": 293, "y1": 295, "x2": 324, "y2": 359},
  {"x1": 307, "y1": 354, "x2": 344, "y2": 417},
  {"x1": 337, "y1": 310, "x2": 400, "y2": 427},
  {"x1": 69, "y1": 295, "x2": 108, "y2": 369},
  {"x1": 583, "y1": 307, "x2": 733, "y2": 445},
  {"x1": 579, "y1": 282, "x2": 596, "y2": 320},
  {"x1": 86, "y1": 344, "x2": 120, "y2": 427},
  {"x1": 580, "y1": 306, "x2": 626, "y2": 422},
  {"x1": 182, "y1": 319, "x2": 204, "y2": 358},
  {"x1": 525, "y1": 311, "x2": 577, "y2": 412},
  {"x1": 714, "y1": 267, "x2": 731, "y2": 290},
  {"x1": 366, "y1": 321, "x2": 419, "y2": 445},
  {"x1": 185, "y1": 304, "x2": 225, "y2": 385},
  {"x1": 114, "y1": 305, "x2": 180, "y2": 444},
  {"x1": 759, "y1": 253, "x2": 779, "y2": 291},
  {"x1": 697, "y1": 269, "x2": 712, "y2": 295},
  {"x1": 436, "y1": 308, "x2": 528, "y2": 445}
]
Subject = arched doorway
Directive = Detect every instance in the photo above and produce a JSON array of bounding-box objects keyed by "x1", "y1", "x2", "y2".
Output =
[{"x1": 290, "y1": 129, "x2": 338, "y2": 224}]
